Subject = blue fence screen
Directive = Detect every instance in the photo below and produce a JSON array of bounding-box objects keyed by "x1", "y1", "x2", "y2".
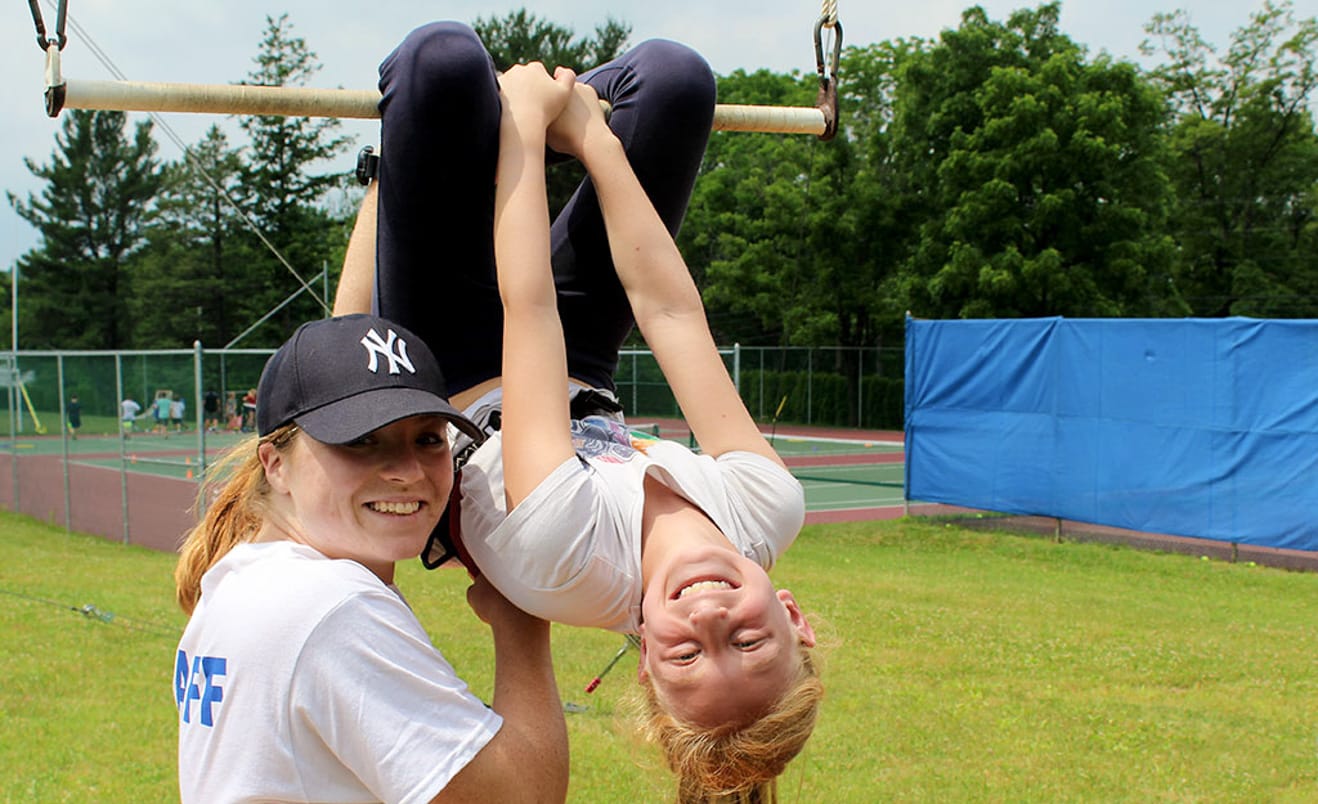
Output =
[{"x1": 904, "y1": 317, "x2": 1318, "y2": 552}]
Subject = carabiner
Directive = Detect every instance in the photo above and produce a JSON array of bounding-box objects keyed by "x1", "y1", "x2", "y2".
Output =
[
  {"x1": 812, "y1": 15, "x2": 843, "y2": 140},
  {"x1": 28, "y1": 0, "x2": 69, "y2": 51},
  {"x1": 813, "y1": 15, "x2": 843, "y2": 90}
]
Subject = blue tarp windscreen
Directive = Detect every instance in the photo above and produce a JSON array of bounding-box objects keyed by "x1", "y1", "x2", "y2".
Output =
[{"x1": 904, "y1": 317, "x2": 1318, "y2": 552}]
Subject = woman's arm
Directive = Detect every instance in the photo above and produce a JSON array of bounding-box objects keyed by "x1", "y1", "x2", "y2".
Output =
[
  {"x1": 494, "y1": 64, "x2": 580, "y2": 507},
  {"x1": 433, "y1": 577, "x2": 567, "y2": 803},
  {"x1": 333, "y1": 181, "x2": 378, "y2": 316},
  {"x1": 550, "y1": 87, "x2": 785, "y2": 467}
]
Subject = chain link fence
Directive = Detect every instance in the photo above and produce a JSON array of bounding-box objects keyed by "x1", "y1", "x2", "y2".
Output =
[
  {"x1": 615, "y1": 344, "x2": 904, "y2": 430},
  {"x1": 3, "y1": 343, "x2": 904, "y2": 550}
]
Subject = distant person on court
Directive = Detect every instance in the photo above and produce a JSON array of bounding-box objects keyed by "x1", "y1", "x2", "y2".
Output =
[
  {"x1": 170, "y1": 395, "x2": 186, "y2": 432},
  {"x1": 334, "y1": 23, "x2": 821, "y2": 800},
  {"x1": 241, "y1": 388, "x2": 257, "y2": 432},
  {"x1": 153, "y1": 392, "x2": 172, "y2": 436},
  {"x1": 66, "y1": 395, "x2": 81, "y2": 439},
  {"x1": 203, "y1": 389, "x2": 220, "y2": 432},
  {"x1": 120, "y1": 396, "x2": 141, "y2": 435},
  {"x1": 172, "y1": 313, "x2": 567, "y2": 803}
]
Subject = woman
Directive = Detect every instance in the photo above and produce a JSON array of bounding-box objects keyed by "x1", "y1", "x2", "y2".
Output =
[
  {"x1": 336, "y1": 23, "x2": 822, "y2": 800},
  {"x1": 173, "y1": 313, "x2": 567, "y2": 803}
]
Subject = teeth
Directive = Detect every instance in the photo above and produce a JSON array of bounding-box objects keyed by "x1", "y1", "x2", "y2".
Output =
[
  {"x1": 369, "y1": 501, "x2": 421, "y2": 515},
  {"x1": 677, "y1": 580, "x2": 732, "y2": 599}
]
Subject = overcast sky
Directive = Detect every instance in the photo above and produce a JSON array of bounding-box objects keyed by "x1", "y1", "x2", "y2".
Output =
[{"x1": 0, "y1": 0, "x2": 1274, "y2": 281}]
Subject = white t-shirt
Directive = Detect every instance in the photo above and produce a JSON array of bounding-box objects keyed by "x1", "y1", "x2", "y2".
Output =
[
  {"x1": 458, "y1": 414, "x2": 805, "y2": 634},
  {"x1": 121, "y1": 399, "x2": 140, "y2": 420},
  {"x1": 175, "y1": 541, "x2": 501, "y2": 804}
]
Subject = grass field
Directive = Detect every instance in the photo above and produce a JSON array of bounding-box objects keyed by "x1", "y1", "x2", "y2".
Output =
[{"x1": 2, "y1": 511, "x2": 1316, "y2": 802}]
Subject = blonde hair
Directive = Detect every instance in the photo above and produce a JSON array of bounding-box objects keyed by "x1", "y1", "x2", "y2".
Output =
[
  {"x1": 174, "y1": 425, "x2": 299, "y2": 615},
  {"x1": 640, "y1": 646, "x2": 822, "y2": 803}
]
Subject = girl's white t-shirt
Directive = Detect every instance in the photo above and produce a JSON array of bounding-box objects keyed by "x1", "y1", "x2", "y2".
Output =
[{"x1": 459, "y1": 415, "x2": 806, "y2": 634}]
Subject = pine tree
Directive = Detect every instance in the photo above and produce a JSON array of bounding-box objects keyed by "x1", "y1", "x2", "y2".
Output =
[
  {"x1": 7, "y1": 110, "x2": 162, "y2": 348},
  {"x1": 232, "y1": 13, "x2": 353, "y2": 344}
]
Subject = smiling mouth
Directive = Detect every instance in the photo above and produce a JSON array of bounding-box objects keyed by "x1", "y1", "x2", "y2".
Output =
[
  {"x1": 367, "y1": 501, "x2": 423, "y2": 515},
  {"x1": 674, "y1": 579, "x2": 735, "y2": 600}
]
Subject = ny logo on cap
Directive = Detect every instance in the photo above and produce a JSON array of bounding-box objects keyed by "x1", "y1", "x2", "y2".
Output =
[{"x1": 360, "y1": 328, "x2": 416, "y2": 375}]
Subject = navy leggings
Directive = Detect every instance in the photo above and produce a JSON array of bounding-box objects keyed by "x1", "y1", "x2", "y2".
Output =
[{"x1": 373, "y1": 22, "x2": 716, "y2": 396}]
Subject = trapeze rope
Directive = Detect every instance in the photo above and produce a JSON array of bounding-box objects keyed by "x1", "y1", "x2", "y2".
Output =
[{"x1": 27, "y1": 0, "x2": 333, "y2": 316}]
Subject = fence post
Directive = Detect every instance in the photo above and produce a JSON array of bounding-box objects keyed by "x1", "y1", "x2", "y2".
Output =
[
  {"x1": 807, "y1": 348, "x2": 814, "y2": 425},
  {"x1": 194, "y1": 341, "x2": 207, "y2": 512},
  {"x1": 115, "y1": 353, "x2": 130, "y2": 544},
  {"x1": 6, "y1": 353, "x2": 17, "y2": 508},
  {"x1": 58, "y1": 354, "x2": 71, "y2": 531},
  {"x1": 857, "y1": 346, "x2": 865, "y2": 429},
  {"x1": 733, "y1": 343, "x2": 741, "y2": 398}
]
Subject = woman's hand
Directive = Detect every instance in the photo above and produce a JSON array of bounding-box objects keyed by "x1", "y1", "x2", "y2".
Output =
[
  {"x1": 499, "y1": 62, "x2": 576, "y2": 137},
  {"x1": 546, "y1": 81, "x2": 616, "y2": 162},
  {"x1": 467, "y1": 575, "x2": 540, "y2": 630}
]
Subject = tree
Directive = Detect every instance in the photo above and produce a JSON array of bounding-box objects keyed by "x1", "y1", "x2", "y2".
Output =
[
  {"x1": 1143, "y1": 0, "x2": 1318, "y2": 317},
  {"x1": 7, "y1": 110, "x2": 162, "y2": 348},
  {"x1": 473, "y1": 9, "x2": 630, "y2": 73},
  {"x1": 233, "y1": 13, "x2": 354, "y2": 345},
  {"x1": 894, "y1": 3, "x2": 1181, "y2": 319},
  {"x1": 474, "y1": 9, "x2": 632, "y2": 214},
  {"x1": 679, "y1": 55, "x2": 917, "y2": 425},
  {"x1": 127, "y1": 125, "x2": 248, "y2": 346}
]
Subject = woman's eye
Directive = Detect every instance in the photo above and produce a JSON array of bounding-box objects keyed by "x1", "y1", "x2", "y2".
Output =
[
  {"x1": 733, "y1": 636, "x2": 763, "y2": 649},
  {"x1": 418, "y1": 432, "x2": 448, "y2": 448}
]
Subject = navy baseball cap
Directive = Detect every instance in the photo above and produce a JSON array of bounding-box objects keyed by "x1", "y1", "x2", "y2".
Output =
[{"x1": 256, "y1": 314, "x2": 483, "y2": 445}]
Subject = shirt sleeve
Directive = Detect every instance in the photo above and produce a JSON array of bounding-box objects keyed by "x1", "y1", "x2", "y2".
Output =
[
  {"x1": 288, "y1": 588, "x2": 502, "y2": 804},
  {"x1": 475, "y1": 457, "x2": 639, "y2": 631},
  {"x1": 641, "y1": 442, "x2": 806, "y2": 566}
]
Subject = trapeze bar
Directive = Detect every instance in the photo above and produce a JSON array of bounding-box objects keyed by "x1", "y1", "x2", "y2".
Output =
[{"x1": 55, "y1": 78, "x2": 828, "y2": 136}]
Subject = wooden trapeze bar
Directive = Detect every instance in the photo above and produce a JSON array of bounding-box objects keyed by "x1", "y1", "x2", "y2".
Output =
[{"x1": 52, "y1": 78, "x2": 831, "y2": 137}]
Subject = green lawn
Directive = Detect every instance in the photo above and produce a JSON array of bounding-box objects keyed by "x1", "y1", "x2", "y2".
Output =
[{"x1": 1, "y1": 511, "x2": 1315, "y2": 802}]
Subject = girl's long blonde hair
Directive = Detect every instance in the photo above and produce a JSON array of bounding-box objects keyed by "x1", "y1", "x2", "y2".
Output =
[
  {"x1": 174, "y1": 425, "x2": 298, "y2": 615},
  {"x1": 639, "y1": 645, "x2": 822, "y2": 803}
]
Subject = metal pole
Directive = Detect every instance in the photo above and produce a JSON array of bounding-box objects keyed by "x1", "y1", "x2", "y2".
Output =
[
  {"x1": 807, "y1": 348, "x2": 814, "y2": 425},
  {"x1": 11, "y1": 261, "x2": 21, "y2": 434},
  {"x1": 759, "y1": 348, "x2": 765, "y2": 420},
  {"x1": 58, "y1": 354, "x2": 70, "y2": 531},
  {"x1": 9, "y1": 259, "x2": 19, "y2": 432},
  {"x1": 7, "y1": 357, "x2": 15, "y2": 509},
  {"x1": 857, "y1": 346, "x2": 864, "y2": 429},
  {"x1": 115, "y1": 353, "x2": 130, "y2": 544},
  {"x1": 224, "y1": 275, "x2": 320, "y2": 349},
  {"x1": 9, "y1": 261, "x2": 14, "y2": 356},
  {"x1": 733, "y1": 343, "x2": 741, "y2": 403},
  {"x1": 6, "y1": 354, "x2": 14, "y2": 508},
  {"x1": 194, "y1": 340, "x2": 206, "y2": 511}
]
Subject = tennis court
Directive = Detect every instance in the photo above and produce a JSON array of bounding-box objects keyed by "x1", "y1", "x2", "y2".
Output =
[
  {"x1": 1, "y1": 420, "x2": 910, "y2": 553},
  {"x1": 0, "y1": 430, "x2": 248, "y2": 480},
  {"x1": 638, "y1": 420, "x2": 909, "y2": 522},
  {"x1": 769, "y1": 432, "x2": 907, "y2": 518}
]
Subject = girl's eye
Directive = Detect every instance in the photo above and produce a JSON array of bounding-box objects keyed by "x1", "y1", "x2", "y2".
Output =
[
  {"x1": 417, "y1": 432, "x2": 449, "y2": 448},
  {"x1": 672, "y1": 647, "x2": 700, "y2": 664},
  {"x1": 345, "y1": 435, "x2": 377, "y2": 448},
  {"x1": 733, "y1": 636, "x2": 763, "y2": 649}
]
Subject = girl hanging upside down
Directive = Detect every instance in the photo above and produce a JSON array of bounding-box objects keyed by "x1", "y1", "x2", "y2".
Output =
[{"x1": 336, "y1": 22, "x2": 823, "y2": 801}]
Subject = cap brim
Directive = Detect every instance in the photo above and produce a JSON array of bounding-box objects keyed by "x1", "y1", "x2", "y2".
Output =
[{"x1": 294, "y1": 387, "x2": 484, "y2": 445}]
